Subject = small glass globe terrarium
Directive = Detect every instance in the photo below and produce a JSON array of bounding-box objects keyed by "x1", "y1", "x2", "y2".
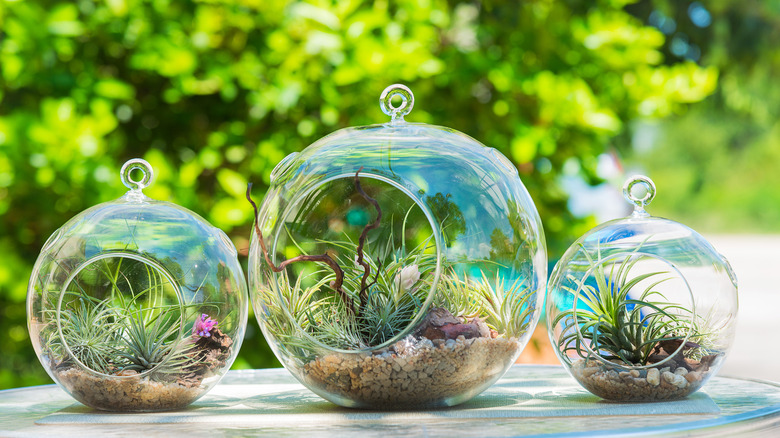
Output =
[
  {"x1": 27, "y1": 159, "x2": 248, "y2": 412},
  {"x1": 247, "y1": 84, "x2": 547, "y2": 409},
  {"x1": 547, "y1": 175, "x2": 738, "y2": 402}
]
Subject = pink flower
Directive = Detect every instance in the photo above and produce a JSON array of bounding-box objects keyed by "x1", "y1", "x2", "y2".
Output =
[{"x1": 193, "y1": 314, "x2": 218, "y2": 337}]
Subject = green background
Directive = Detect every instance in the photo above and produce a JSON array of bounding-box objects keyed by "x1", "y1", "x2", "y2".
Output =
[{"x1": 1, "y1": 0, "x2": 777, "y2": 389}]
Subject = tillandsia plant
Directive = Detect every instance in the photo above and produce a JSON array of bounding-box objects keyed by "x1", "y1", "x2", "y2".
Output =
[
  {"x1": 550, "y1": 242, "x2": 728, "y2": 401},
  {"x1": 47, "y1": 293, "x2": 123, "y2": 374},
  {"x1": 433, "y1": 271, "x2": 535, "y2": 339},
  {"x1": 553, "y1": 248, "x2": 699, "y2": 366},
  {"x1": 552, "y1": 243, "x2": 714, "y2": 367},
  {"x1": 247, "y1": 168, "x2": 538, "y2": 354},
  {"x1": 37, "y1": 253, "x2": 241, "y2": 411},
  {"x1": 44, "y1": 256, "x2": 228, "y2": 381},
  {"x1": 248, "y1": 168, "x2": 438, "y2": 351}
]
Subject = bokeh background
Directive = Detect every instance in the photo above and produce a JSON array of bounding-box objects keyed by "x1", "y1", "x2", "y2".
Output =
[{"x1": 1, "y1": 0, "x2": 778, "y2": 389}]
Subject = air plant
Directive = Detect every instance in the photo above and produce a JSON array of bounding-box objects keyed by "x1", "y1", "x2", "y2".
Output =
[
  {"x1": 44, "y1": 256, "x2": 215, "y2": 377},
  {"x1": 255, "y1": 268, "x2": 335, "y2": 360},
  {"x1": 117, "y1": 305, "x2": 187, "y2": 373},
  {"x1": 433, "y1": 270, "x2": 535, "y2": 338},
  {"x1": 247, "y1": 167, "x2": 536, "y2": 356},
  {"x1": 259, "y1": 225, "x2": 438, "y2": 351},
  {"x1": 552, "y1": 244, "x2": 705, "y2": 366},
  {"x1": 50, "y1": 292, "x2": 123, "y2": 374},
  {"x1": 248, "y1": 168, "x2": 438, "y2": 351}
]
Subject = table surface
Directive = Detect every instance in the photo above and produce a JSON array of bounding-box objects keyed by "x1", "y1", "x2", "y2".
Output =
[{"x1": 1, "y1": 365, "x2": 779, "y2": 437}]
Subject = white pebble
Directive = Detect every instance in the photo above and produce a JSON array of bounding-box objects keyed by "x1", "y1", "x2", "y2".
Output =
[{"x1": 647, "y1": 368, "x2": 660, "y2": 386}]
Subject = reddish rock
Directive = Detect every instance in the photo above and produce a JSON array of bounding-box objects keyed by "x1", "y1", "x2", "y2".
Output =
[
  {"x1": 414, "y1": 307, "x2": 493, "y2": 340},
  {"x1": 421, "y1": 326, "x2": 446, "y2": 340},
  {"x1": 440, "y1": 322, "x2": 482, "y2": 339},
  {"x1": 414, "y1": 307, "x2": 461, "y2": 340}
]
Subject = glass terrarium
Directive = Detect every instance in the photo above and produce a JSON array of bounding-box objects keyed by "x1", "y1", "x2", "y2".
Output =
[
  {"x1": 27, "y1": 159, "x2": 248, "y2": 412},
  {"x1": 247, "y1": 84, "x2": 547, "y2": 409},
  {"x1": 546, "y1": 175, "x2": 738, "y2": 401}
]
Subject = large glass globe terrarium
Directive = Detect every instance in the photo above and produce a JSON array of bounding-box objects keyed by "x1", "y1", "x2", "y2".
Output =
[
  {"x1": 546, "y1": 176, "x2": 738, "y2": 401},
  {"x1": 248, "y1": 84, "x2": 547, "y2": 409},
  {"x1": 27, "y1": 159, "x2": 248, "y2": 412}
]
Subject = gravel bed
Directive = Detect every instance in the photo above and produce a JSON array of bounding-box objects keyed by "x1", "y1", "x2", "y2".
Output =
[
  {"x1": 571, "y1": 358, "x2": 713, "y2": 401},
  {"x1": 56, "y1": 367, "x2": 203, "y2": 412},
  {"x1": 303, "y1": 335, "x2": 519, "y2": 408}
]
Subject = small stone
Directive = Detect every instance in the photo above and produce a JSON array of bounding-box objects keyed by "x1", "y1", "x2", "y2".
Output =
[
  {"x1": 662, "y1": 371, "x2": 688, "y2": 389},
  {"x1": 324, "y1": 355, "x2": 341, "y2": 365},
  {"x1": 467, "y1": 316, "x2": 492, "y2": 338},
  {"x1": 647, "y1": 368, "x2": 660, "y2": 386},
  {"x1": 674, "y1": 367, "x2": 688, "y2": 377},
  {"x1": 685, "y1": 371, "x2": 702, "y2": 383},
  {"x1": 629, "y1": 370, "x2": 640, "y2": 378},
  {"x1": 581, "y1": 367, "x2": 599, "y2": 378}
]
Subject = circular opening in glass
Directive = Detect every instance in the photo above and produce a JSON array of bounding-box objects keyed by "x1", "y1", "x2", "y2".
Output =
[
  {"x1": 568, "y1": 252, "x2": 696, "y2": 370},
  {"x1": 57, "y1": 252, "x2": 185, "y2": 377},
  {"x1": 268, "y1": 171, "x2": 443, "y2": 353}
]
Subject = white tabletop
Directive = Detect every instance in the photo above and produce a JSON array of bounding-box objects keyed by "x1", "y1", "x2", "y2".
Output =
[{"x1": 2, "y1": 365, "x2": 779, "y2": 437}]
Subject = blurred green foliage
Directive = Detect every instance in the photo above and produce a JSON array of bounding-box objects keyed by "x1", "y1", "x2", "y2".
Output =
[
  {"x1": 626, "y1": 1, "x2": 780, "y2": 231},
  {"x1": 0, "y1": 0, "x2": 717, "y2": 389}
]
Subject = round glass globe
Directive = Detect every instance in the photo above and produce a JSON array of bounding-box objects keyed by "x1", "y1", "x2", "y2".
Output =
[
  {"x1": 546, "y1": 176, "x2": 738, "y2": 401},
  {"x1": 27, "y1": 159, "x2": 248, "y2": 412},
  {"x1": 248, "y1": 84, "x2": 547, "y2": 409}
]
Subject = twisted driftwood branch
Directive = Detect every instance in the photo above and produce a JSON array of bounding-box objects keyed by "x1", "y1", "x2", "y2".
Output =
[
  {"x1": 353, "y1": 167, "x2": 383, "y2": 310},
  {"x1": 246, "y1": 183, "x2": 352, "y2": 313}
]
